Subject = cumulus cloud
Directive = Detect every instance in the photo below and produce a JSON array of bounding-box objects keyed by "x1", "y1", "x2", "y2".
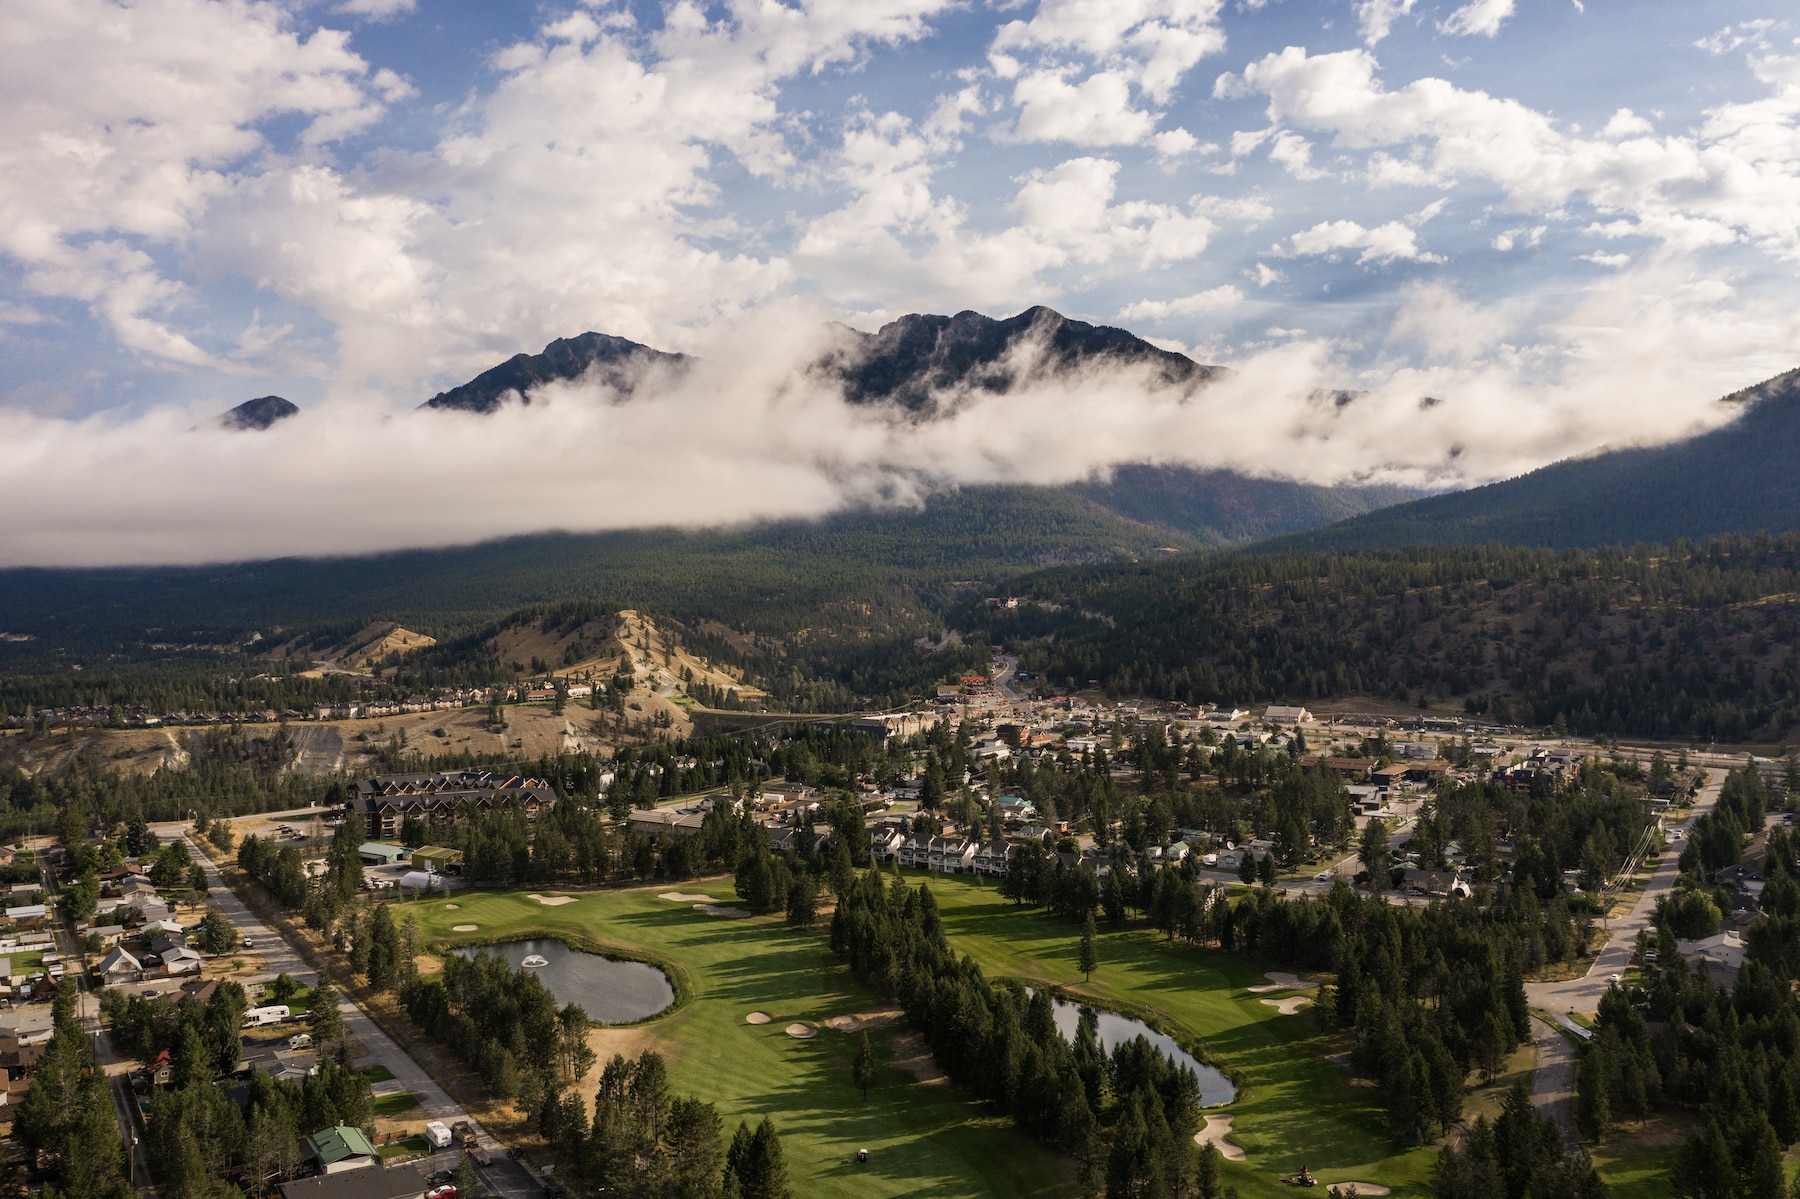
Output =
[
  {"x1": 1438, "y1": 0, "x2": 1515, "y2": 38},
  {"x1": 0, "y1": 0, "x2": 390, "y2": 365},
  {"x1": 1355, "y1": 0, "x2": 1418, "y2": 47},
  {"x1": 990, "y1": 0, "x2": 1227, "y2": 148},
  {"x1": 1220, "y1": 45, "x2": 1800, "y2": 258},
  {"x1": 1275, "y1": 219, "x2": 1444, "y2": 263}
]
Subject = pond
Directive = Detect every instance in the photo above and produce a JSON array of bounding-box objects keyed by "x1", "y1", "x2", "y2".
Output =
[
  {"x1": 453, "y1": 939, "x2": 674, "y2": 1024},
  {"x1": 1047, "y1": 996, "x2": 1236, "y2": 1108}
]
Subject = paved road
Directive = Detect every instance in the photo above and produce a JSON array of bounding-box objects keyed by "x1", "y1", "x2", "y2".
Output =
[
  {"x1": 1524, "y1": 770, "x2": 1724, "y2": 1017},
  {"x1": 180, "y1": 830, "x2": 544, "y2": 1199},
  {"x1": 1528, "y1": 1017, "x2": 1577, "y2": 1145}
]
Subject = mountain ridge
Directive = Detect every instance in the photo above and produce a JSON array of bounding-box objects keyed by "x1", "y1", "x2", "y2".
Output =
[{"x1": 1266, "y1": 366, "x2": 1800, "y2": 551}]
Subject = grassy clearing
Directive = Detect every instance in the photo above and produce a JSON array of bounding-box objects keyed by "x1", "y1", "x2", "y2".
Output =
[
  {"x1": 400, "y1": 885, "x2": 1073, "y2": 1199},
  {"x1": 372, "y1": 1092, "x2": 420, "y2": 1117},
  {"x1": 358, "y1": 1064, "x2": 398, "y2": 1084}
]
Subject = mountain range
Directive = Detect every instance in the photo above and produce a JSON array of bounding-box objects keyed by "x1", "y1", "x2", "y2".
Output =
[{"x1": 1271, "y1": 367, "x2": 1800, "y2": 551}]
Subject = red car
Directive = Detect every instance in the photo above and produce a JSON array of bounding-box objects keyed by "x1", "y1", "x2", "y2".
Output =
[{"x1": 426, "y1": 1186, "x2": 457, "y2": 1199}]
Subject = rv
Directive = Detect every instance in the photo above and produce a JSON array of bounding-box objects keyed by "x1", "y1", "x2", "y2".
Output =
[
  {"x1": 424, "y1": 1121, "x2": 454, "y2": 1150},
  {"x1": 244, "y1": 1004, "x2": 290, "y2": 1027}
]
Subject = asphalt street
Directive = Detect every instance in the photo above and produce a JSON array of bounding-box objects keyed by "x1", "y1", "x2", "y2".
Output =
[{"x1": 174, "y1": 826, "x2": 546, "y2": 1199}]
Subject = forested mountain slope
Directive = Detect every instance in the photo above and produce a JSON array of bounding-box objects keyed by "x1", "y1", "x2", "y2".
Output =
[
  {"x1": 956, "y1": 537, "x2": 1800, "y2": 741},
  {"x1": 1272, "y1": 368, "x2": 1800, "y2": 550}
]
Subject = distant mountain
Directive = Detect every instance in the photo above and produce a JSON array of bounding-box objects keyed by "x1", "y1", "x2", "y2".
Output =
[
  {"x1": 218, "y1": 395, "x2": 298, "y2": 431},
  {"x1": 1075, "y1": 465, "x2": 1414, "y2": 547},
  {"x1": 1269, "y1": 368, "x2": 1800, "y2": 551},
  {"x1": 422, "y1": 332, "x2": 688, "y2": 414},
  {"x1": 818, "y1": 305, "x2": 1214, "y2": 413}
]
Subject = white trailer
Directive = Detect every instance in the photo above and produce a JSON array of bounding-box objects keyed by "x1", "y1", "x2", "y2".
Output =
[
  {"x1": 244, "y1": 1004, "x2": 291, "y2": 1027},
  {"x1": 424, "y1": 1121, "x2": 453, "y2": 1150}
]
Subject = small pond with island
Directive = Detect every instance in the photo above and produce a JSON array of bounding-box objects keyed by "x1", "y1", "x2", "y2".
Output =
[
  {"x1": 453, "y1": 939, "x2": 674, "y2": 1023},
  {"x1": 1045, "y1": 995, "x2": 1236, "y2": 1108}
]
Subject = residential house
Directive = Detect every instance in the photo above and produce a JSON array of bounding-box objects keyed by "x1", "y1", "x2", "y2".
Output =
[
  {"x1": 628, "y1": 809, "x2": 706, "y2": 839},
  {"x1": 279, "y1": 1164, "x2": 429, "y2": 1199},
  {"x1": 1678, "y1": 930, "x2": 1746, "y2": 974},
  {"x1": 926, "y1": 837, "x2": 977, "y2": 874},
  {"x1": 868, "y1": 827, "x2": 907, "y2": 865},
  {"x1": 1263, "y1": 705, "x2": 1313, "y2": 725},
  {"x1": 302, "y1": 1125, "x2": 381, "y2": 1175},
  {"x1": 973, "y1": 840, "x2": 1015, "y2": 877}
]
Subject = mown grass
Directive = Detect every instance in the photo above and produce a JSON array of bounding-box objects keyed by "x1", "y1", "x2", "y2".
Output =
[
  {"x1": 401, "y1": 886, "x2": 1074, "y2": 1199},
  {"x1": 398, "y1": 874, "x2": 1668, "y2": 1199},
  {"x1": 372, "y1": 1091, "x2": 420, "y2": 1117}
]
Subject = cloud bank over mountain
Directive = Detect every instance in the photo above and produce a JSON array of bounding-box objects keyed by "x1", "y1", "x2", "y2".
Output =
[{"x1": 0, "y1": 0, "x2": 1797, "y2": 562}]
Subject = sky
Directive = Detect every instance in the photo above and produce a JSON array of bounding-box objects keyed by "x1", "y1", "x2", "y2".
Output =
[{"x1": 2, "y1": 0, "x2": 1798, "y2": 565}]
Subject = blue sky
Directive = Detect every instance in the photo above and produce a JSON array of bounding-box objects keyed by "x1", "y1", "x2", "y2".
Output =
[{"x1": 1, "y1": 0, "x2": 1797, "y2": 564}]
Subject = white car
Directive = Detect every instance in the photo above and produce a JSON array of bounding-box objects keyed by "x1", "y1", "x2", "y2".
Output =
[
  {"x1": 1608, "y1": 973, "x2": 1622, "y2": 984},
  {"x1": 1315, "y1": 871, "x2": 1331, "y2": 882}
]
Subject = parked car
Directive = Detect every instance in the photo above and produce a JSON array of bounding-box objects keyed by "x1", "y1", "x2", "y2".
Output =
[
  {"x1": 426, "y1": 1170, "x2": 455, "y2": 1186},
  {"x1": 426, "y1": 1185, "x2": 457, "y2": 1199}
]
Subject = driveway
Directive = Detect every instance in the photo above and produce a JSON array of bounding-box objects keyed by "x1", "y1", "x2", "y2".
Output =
[{"x1": 1528, "y1": 1017, "x2": 1576, "y2": 1145}]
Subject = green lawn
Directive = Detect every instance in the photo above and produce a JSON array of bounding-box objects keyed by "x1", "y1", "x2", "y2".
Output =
[
  {"x1": 373, "y1": 1091, "x2": 420, "y2": 1117},
  {"x1": 378, "y1": 1135, "x2": 430, "y2": 1162},
  {"x1": 400, "y1": 885, "x2": 1074, "y2": 1199},
  {"x1": 913, "y1": 874, "x2": 1437, "y2": 1199},
  {"x1": 397, "y1": 874, "x2": 1666, "y2": 1199},
  {"x1": 358, "y1": 1064, "x2": 398, "y2": 1084}
]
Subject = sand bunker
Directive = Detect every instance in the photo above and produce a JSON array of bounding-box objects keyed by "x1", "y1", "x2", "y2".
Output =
[
  {"x1": 1247, "y1": 972, "x2": 1306, "y2": 993},
  {"x1": 825, "y1": 1011, "x2": 900, "y2": 1034},
  {"x1": 527, "y1": 894, "x2": 577, "y2": 906},
  {"x1": 1325, "y1": 1186, "x2": 1389, "y2": 1196},
  {"x1": 695, "y1": 903, "x2": 750, "y2": 918},
  {"x1": 785, "y1": 1023, "x2": 817, "y2": 1039},
  {"x1": 444, "y1": 904, "x2": 460, "y2": 910},
  {"x1": 1193, "y1": 1115, "x2": 1246, "y2": 1161},
  {"x1": 452, "y1": 924, "x2": 479, "y2": 932},
  {"x1": 745, "y1": 1012, "x2": 772, "y2": 1025},
  {"x1": 660, "y1": 892, "x2": 716, "y2": 903},
  {"x1": 1261, "y1": 996, "x2": 1312, "y2": 1015}
]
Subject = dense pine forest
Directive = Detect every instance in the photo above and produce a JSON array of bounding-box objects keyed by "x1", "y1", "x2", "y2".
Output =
[{"x1": 959, "y1": 536, "x2": 1800, "y2": 741}]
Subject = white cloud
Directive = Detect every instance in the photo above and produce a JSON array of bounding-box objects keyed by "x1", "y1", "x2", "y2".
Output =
[
  {"x1": 1355, "y1": 0, "x2": 1417, "y2": 47},
  {"x1": 1437, "y1": 0, "x2": 1515, "y2": 38},
  {"x1": 1276, "y1": 219, "x2": 1444, "y2": 263},
  {"x1": 1579, "y1": 251, "x2": 1630, "y2": 267},
  {"x1": 1602, "y1": 108, "x2": 1654, "y2": 138},
  {"x1": 988, "y1": 0, "x2": 1227, "y2": 151},
  {"x1": 1116, "y1": 285, "x2": 1244, "y2": 321},
  {"x1": 1251, "y1": 262, "x2": 1284, "y2": 286},
  {"x1": 1490, "y1": 224, "x2": 1545, "y2": 251},
  {"x1": 1267, "y1": 131, "x2": 1326, "y2": 179},
  {"x1": 1009, "y1": 69, "x2": 1159, "y2": 145},
  {"x1": 335, "y1": 0, "x2": 416, "y2": 19},
  {"x1": 0, "y1": 0, "x2": 390, "y2": 365},
  {"x1": 1695, "y1": 20, "x2": 1777, "y2": 56},
  {"x1": 1222, "y1": 46, "x2": 1800, "y2": 258}
]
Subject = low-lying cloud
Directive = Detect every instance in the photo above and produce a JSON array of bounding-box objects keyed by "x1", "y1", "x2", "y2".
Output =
[{"x1": 0, "y1": 282, "x2": 1779, "y2": 568}]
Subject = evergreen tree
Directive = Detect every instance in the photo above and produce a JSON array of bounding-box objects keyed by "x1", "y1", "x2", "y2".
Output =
[
  {"x1": 852, "y1": 1033, "x2": 876, "y2": 1101},
  {"x1": 1079, "y1": 911, "x2": 1099, "y2": 982}
]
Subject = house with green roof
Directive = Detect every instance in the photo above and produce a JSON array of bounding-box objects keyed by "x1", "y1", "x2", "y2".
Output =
[{"x1": 302, "y1": 1125, "x2": 379, "y2": 1174}]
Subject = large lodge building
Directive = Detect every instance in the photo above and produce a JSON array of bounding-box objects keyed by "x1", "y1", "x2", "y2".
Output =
[{"x1": 347, "y1": 770, "x2": 556, "y2": 839}]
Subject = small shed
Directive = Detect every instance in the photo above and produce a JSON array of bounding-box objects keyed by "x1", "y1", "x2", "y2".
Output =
[{"x1": 409, "y1": 846, "x2": 463, "y2": 874}]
